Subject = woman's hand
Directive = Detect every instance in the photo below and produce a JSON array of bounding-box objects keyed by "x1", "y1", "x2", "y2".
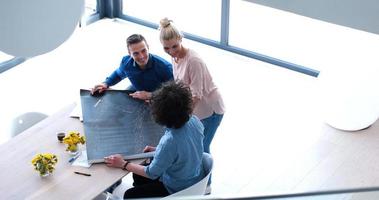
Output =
[
  {"x1": 143, "y1": 145, "x2": 156, "y2": 153},
  {"x1": 104, "y1": 154, "x2": 126, "y2": 169},
  {"x1": 104, "y1": 154, "x2": 148, "y2": 178},
  {"x1": 129, "y1": 91, "x2": 152, "y2": 100}
]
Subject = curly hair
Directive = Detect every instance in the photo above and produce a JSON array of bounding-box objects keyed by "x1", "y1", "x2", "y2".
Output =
[{"x1": 151, "y1": 81, "x2": 193, "y2": 129}]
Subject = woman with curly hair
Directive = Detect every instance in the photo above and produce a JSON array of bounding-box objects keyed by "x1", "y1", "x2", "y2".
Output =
[{"x1": 104, "y1": 81, "x2": 205, "y2": 198}]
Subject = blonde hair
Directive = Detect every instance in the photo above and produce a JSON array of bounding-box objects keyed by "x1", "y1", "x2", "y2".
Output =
[{"x1": 159, "y1": 18, "x2": 183, "y2": 41}]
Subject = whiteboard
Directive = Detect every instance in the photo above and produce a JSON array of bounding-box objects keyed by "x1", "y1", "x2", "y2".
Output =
[{"x1": 80, "y1": 89, "x2": 164, "y2": 163}]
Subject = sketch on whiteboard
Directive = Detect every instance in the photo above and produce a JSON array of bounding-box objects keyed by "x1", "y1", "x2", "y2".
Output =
[{"x1": 80, "y1": 89, "x2": 165, "y2": 163}]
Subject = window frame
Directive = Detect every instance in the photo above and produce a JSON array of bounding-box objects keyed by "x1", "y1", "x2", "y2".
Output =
[{"x1": 118, "y1": 0, "x2": 319, "y2": 77}]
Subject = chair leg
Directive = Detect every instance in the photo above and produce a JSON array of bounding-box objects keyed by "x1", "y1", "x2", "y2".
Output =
[{"x1": 205, "y1": 185, "x2": 212, "y2": 195}]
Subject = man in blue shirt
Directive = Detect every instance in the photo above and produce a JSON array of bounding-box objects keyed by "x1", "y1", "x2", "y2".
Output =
[
  {"x1": 91, "y1": 34, "x2": 173, "y2": 100},
  {"x1": 104, "y1": 81, "x2": 205, "y2": 198}
]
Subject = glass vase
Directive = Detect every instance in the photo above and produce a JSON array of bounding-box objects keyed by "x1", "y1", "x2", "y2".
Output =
[
  {"x1": 67, "y1": 144, "x2": 79, "y2": 155},
  {"x1": 40, "y1": 171, "x2": 50, "y2": 178}
]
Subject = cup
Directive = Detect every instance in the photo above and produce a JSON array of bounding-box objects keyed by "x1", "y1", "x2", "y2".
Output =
[{"x1": 57, "y1": 132, "x2": 65, "y2": 142}]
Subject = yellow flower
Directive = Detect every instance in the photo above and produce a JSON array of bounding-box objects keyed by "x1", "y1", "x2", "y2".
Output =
[
  {"x1": 68, "y1": 144, "x2": 78, "y2": 152},
  {"x1": 63, "y1": 131, "x2": 85, "y2": 152},
  {"x1": 31, "y1": 153, "x2": 58, "y2": 176}
]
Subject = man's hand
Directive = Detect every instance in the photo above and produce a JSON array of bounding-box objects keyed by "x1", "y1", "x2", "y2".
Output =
[
  {"x1": 129, "y1": 91, "x2": 152, "y2": 100},
  {"x1": 104, "y1": 154, "x2": 126, "y2": 168},
  {"x1": 143, "y1": 145, "x2": 156, "y2": 153},
  {"x1": 91, "y1": 83, "x2": 108, "y2": 95}
]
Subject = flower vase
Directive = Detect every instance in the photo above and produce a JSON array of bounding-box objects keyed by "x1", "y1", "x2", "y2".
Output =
[
  {"x1": 67, "y1": 144, "x2": 79, "y2": 155},
  {"x1": 69, "y1": 150, "x2": 79, "y2": 156},
  {"x1": 40, "y1": 171, "x2": 50, "y2": 178},
  {"x1": 32, "y1": 153, "x2": 57, "y2": 178},
  {"x1": 36, "y1": 162, "x2": 51, "y2": 177}
]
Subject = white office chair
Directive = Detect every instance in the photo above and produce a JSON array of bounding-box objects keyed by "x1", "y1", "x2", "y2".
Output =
[
  {"x1": 164, "y1": 152, "x2": 213, "y2": 198},
  {"x1": 10, "y1": 112, "x2": 48, "y2": 137},
  {"x1": 93, "y1": 192, "x2": 122, "y2": 200},
  {"x1": 94, "y1": 153, "x2": 213, "y2": 200}
]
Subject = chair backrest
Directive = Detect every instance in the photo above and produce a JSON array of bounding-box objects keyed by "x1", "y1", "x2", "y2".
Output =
[
  {"x1": 10, "y1": 112, "x2": 48, "y2": 137},
  {"x1": 165, "y1": 152, "x2": 213, "y2": 198}
]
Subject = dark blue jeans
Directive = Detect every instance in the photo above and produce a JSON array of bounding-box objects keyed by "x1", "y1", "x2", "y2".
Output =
[
  {"x1": 201, "y1": 113, "x2": 224, "y2": 153},
  {"x1": 124, "y1": 173, "x2": 169, "y2": 199}
]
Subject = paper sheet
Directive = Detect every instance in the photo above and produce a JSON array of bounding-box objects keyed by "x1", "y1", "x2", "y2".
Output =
[
  {"x1": 69, "y1": 100, "x2": 83, "y2": 121},
  {"x1": 72, "y1": 150, "x2": 92, "y2": 168}
]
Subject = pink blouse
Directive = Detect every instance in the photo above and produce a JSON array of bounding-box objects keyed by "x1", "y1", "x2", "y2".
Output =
[{"x1": 173, "y1": 49, "x2": 225, "y2": 120}]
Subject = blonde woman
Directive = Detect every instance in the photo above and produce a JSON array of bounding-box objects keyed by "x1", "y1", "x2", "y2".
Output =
[{"x1": 158, "y1": 18, "x2": 225, "y2": 154}]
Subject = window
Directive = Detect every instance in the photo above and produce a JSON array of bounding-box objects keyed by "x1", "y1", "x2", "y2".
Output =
[
  {"x1": 122, "y1": 0, "x2": 221, "y2": 41},
  {"x1": 229, "y1": 1, "x2": 320, "y2": 72},
  {"x1": 0, "y1": 51, "x2": 13, "y2": 63},
  {"x1": 80, "y1": 0, "x2": 99, "y2": 26},
  {"x1": 84, "y1": 0, "x2": 97, "y2": 18}
]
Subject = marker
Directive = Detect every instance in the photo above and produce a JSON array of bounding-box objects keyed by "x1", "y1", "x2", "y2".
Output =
[
  {"x1": 68, "y1": 152, "x2": 81, "y2": 163},
  {"x1": 74, "y1": 171, "x2": 91, "y2": 176},
  {"x1": 94, "y1": 99, "x2": 102, "y2": 107}
]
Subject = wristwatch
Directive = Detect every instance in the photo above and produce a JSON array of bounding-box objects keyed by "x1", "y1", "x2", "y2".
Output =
[{"x1": 122, "y1": 161, "x2": 130, "y2": 171}]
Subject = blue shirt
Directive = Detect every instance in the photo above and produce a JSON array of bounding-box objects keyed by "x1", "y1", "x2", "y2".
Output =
[
  {"x1": 144, "y1": 116, "x2": 205, "y2": 194},
  {"x1": 104, "y1": 54, "x2": 173, "y2": 92}
]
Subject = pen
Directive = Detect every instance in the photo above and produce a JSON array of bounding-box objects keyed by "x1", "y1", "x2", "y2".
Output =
[
  {"x1": 74, "y1": 171, "x2": 91, "y2": 176},
  {"x1": 68, "y1": 153, "x2": 81, "y2": 163},
  {"x1": 94, "y1": 99, "x2": 102, "y2": 107}
]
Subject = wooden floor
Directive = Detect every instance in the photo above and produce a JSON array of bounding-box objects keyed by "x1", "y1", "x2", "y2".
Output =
[{"x1": 1, "y1": 17, "x2": 379, "y2": 199}]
